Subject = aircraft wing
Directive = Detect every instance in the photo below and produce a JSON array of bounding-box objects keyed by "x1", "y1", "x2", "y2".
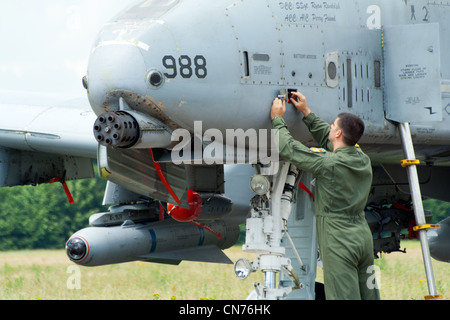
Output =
[{"x1": 0, "y1": 91, "x2": 97, "y2": 187}]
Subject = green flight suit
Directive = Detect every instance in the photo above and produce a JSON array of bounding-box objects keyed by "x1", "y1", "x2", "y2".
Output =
[{"x1": 272, "y1": 113, "x2": 380, "y2": 300}]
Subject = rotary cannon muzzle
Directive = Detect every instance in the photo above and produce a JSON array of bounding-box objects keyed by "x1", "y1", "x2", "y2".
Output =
[{"x1": 94, "y1": 111, "x2": 139, "y2": 148}]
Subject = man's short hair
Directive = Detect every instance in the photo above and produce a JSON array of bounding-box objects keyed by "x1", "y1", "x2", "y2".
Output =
[{"x1": 337, "y1": 113, "x2": 365, "y2": 146}]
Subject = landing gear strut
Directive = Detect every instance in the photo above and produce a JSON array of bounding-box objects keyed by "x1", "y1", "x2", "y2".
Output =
[{"x1": 235, "y1": 162, "x2": 318, "y2": 300}]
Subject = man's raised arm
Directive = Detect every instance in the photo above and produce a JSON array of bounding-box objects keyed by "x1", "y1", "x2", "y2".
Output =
[{"x1": 288, "y1": 92, "x2": 333, "y2": 151}]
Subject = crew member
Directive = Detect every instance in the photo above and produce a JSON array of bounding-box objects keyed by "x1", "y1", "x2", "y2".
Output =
[{"x1": 270, "y1": 92, "x2": 380, "y2": 300}]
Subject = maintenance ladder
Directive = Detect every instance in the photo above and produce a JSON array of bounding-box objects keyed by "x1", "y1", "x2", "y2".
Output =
[{"x1": 397, "y1": 122, "x2": 442, "y2": 300}]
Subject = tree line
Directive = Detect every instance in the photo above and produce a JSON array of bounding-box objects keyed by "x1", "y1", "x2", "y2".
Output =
[
  {"x1": 0, "y1": 173, "x2": 448, "y2": 250},
  {"x1": 0, "y1": 175, "x2": 107, "y2": 250}
]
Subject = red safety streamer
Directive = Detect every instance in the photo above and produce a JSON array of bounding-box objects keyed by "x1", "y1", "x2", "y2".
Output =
[
  {"x1": 149, "y1": 148, "x2": 181, "y2": 204},
  {"x1": 408, "y1": 219, "x2": 418, "y2": 239},
  {"x1": 158, "y1": 203, "x2": 165, "y2": 221},
  {"x1": 298, "y1": 181, "x2": 315, "y2": 199},
  {"x1": 148, "y1": 149, "x2": 222, "y2": 239},
  {"x1": 49, "y1": 177, "x2": 75, "y2": 204}
]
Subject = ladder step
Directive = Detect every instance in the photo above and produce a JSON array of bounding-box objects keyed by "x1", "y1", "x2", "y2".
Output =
[
  {"x1": 400, "y1": 159, "x2": 420, "y2": 167},
  {"x1": 412, "y1": 224, "x2": 440, "y2": 232}
]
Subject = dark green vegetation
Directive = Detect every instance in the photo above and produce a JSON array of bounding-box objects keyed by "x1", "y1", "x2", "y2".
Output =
[
  {"x1": 0, "y1": 174, "x2": 107, "y2": 250},
  {"x1": 424, "y1": 198, "x2": 450, "y2": 224}
]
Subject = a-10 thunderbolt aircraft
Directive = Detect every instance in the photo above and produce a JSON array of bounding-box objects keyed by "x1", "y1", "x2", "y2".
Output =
[{"x1": 1, "y1": 0, "x2": 449, "y2": 300}]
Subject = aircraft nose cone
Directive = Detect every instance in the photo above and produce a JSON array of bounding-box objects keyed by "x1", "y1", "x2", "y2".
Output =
[
  {"x1": 87, "y1": 42, "x2": 148, "y2": 115},
  {"x1": 66, "y1": 236, "x2": 89, "y2": 263}
]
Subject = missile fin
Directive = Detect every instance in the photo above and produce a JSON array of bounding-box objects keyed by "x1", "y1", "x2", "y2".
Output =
[{"x1": 139, "y1": 245, "x2": 233, "y2": 264}]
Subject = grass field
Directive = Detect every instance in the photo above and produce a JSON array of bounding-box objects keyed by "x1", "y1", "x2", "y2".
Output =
[{"x1": 0, "y1": 240, "x2": 448, "y2": 300}]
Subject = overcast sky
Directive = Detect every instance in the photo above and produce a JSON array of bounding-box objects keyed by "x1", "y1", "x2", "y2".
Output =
[{"x1": 0, "y1": 0, "x2": 139, "y2": 96}]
